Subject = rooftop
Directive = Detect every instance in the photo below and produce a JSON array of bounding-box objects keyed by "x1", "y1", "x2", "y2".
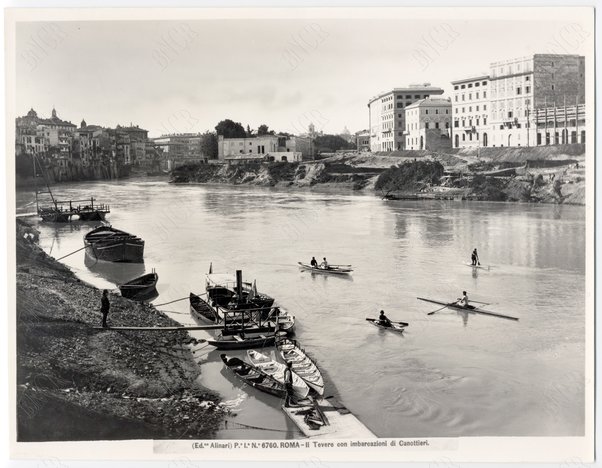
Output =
[
  {"x1": 405, "y1": 97, "x2": 452, "y2": 109},
  {"x1": 368, "y1": 85, "x2": 444, "y2": 105},
  {"x1": 451, "y1": 75, "x2": 490, "y2": 85}
]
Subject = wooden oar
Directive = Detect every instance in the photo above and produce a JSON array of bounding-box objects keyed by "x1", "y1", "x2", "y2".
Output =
[
  {"x1": 365, "y1": 318, "x2": 409, "y2": 327},
  {"x1": 427, "y1": 302, "x2": 457, "y2": 315}
]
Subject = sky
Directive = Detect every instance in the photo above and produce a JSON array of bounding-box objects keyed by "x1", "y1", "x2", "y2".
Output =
[{"x1": 13, "y1": 11, "x2": 593, "y2": 138}]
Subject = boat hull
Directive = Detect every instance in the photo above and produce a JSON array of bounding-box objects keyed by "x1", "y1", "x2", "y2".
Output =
[
  {"x1": 277, "y1": 338, "x2": 324, "y2": 395},
  {"x1": 298, "y1": 262, "x2": 352, "y2": 275},
  {"x1": 119, "y1": 273, "x2": 158, "y2": 299},
  {"x1": 206, "y1": 335, "x2": 275, "y2": 350},
  {"x1": 221, "y1": 354, "x2": 286, "y2": 398},
  {"x1": 247, "y1": 349, "x2": 310, "y2": 398},
  {"x1": 366, "y1": 318, "x2": 406, "y2": 333},
  {"x1": 85, "y1": 241, "x2": 144, "y2": 263},
  {"x1": 79, "y1": 210, "x2": 107, "y2": 221}
]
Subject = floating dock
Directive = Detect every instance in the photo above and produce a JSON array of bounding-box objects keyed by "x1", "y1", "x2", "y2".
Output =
[
  {"x1": 283, "y1": 396, "x2": 376, "y2": 439},
  {"x1": 92, "y1": 325, "x2": 223, "y2": 331}
]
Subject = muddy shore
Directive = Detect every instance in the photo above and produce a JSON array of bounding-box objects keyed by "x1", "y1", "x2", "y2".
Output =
[
  {"x1": 170, "y1": 146, "x2": 586, "y2": 205},
  {"x1": 16, "y1": 219, "x2": 225, "y2": 441}
]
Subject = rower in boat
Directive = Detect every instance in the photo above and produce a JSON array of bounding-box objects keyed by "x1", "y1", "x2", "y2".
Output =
[
  {"x1": 320, "y1": 257, "x2": 329, "y2": 270},
  {"x1": 310, "y1": 257, "x2": 318, "y2": 268},
  {"x1": 456, "y1": 291, "x2": 475, "y2": 309},
  {"x1": 378, "y1": 310, "x2": 392, "y2": 328},
  {"x1": 471, "y1": 248, "x2": 480, "y2": 266}
]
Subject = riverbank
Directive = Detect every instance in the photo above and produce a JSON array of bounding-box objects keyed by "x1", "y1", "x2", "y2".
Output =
[
  {"x1": 170, "y1": 145, "x2": 586, "y2": 205},
  {"x1": 16, "y1": 219, "x2": 225, "y2": 441}
]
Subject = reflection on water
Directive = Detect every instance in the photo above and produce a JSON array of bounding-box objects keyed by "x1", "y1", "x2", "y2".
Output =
[
  {"x1": 84, "y1": 252, "x2": 145, "y2": 286},
  {"x1": 17, "y1": 179, "x2": 586, "y2": 438}
]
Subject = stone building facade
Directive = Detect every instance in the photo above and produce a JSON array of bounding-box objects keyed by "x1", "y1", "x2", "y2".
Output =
[
  {"x1": 404, "y1": 98, "x2": 452, "y2": 151},
  {"x1": 451, "y1": 75, "x2": 490, "y2": 148}
]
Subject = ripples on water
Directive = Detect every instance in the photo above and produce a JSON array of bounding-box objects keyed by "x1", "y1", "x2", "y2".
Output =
[{"x1": 16, "y1": 179, "x2": 586, "y2": 438}]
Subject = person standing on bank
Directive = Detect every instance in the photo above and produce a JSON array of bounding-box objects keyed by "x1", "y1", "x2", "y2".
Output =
[
  {"x1": 283, "y1": 361, "x2": 294, "y2": 407},
  {"x1": 101, "y1": 289, "x2": 110, "y2": 328},
  {"x1": 471, "y1": 248, "x2": 480, "y2": 266}
]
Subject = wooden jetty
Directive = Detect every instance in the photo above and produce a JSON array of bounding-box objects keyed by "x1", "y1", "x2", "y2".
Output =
[
  {"x1": 92, "y1": 324, "x2": 224, "y2": 331},
  {"x1": 283, "y1": 396, "x2": 376, "y2": 439}
]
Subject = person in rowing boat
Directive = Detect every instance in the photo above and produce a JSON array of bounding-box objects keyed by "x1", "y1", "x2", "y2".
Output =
[
  {"x1": 283, "y1": 361, "x2": 294, "y2": 407},
  {"x1": 310, "y1": 257, "x2": 318, "y2": 268},
  {"x1": 471, "y1": 248, "x2": 480, "y2": 266},
  {"x1": 320, "y1": 257, "x2": 329, "y2": 269},
  {"x1": 378, "y1": 310, "x2": 392, "y2": 327},
  {"x1": 456, "y1": 291, "x2": 475, "y2": 309}
]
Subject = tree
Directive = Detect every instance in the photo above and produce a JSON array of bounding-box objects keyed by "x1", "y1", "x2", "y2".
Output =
[
  {"x1": 200, "y1": 131, "x2": 218, "y2": 159},
  {"x1": 314, "y1": 134, "x2": 355, "y2": 153},
  {"x1": 215, "y1": 119, "x2": 246, "y2": 138},
  {"x1": 246, "y1": 125, "x2": 254, "y2": 137},
  {"x1": 257, "y1": 124, "x2": 274, "y2": 136}
]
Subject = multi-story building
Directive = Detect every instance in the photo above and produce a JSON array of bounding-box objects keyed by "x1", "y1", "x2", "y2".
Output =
[
  {"x1": 117, "y1": 125, "x2": 148, "y2": 166},
  {"x1": 152, "y1": 133, "x2": 209, "y2": 169},
  {"x1": 217, "y1": 134, "x2": 309, "y2": 162},
  {"x1": 451, "y1": 75, "x2": 490, "y2": 148},
  {"x1": 355, "y1": 130, "x2": 370, "y2": 152},
  {"x1": 534, "y1": 103, "x2": 586, "y2": 145},
  {"x1": 488, "y1": 54, "x2": 585, "y2": 147},
  {"x1": 404, "y1": 98, "x2": 452, "y2": 151},
  {"x1": 367, "y1": 84, "x2": 444, "y2": 152},
  {"x1": 15, "y1": 108, "x2": 76, "y2": 157}
]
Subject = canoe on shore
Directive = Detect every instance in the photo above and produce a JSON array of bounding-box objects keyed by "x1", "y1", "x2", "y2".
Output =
[
  {"x1": 206, "y1": 334, "x2": 276, "y2": 350},
  {"x1": 365, "y1": 318, "x2": 407, "y2": 333},
  {"x1": 220, "y1": 354, "x2": 286, "y2": 398},
  {"x1": 298, "y1": 262, "x2": 353, "y2": 275},
  {"x1": 417, "y1": 297, "x2": 519, "y2": 321}
]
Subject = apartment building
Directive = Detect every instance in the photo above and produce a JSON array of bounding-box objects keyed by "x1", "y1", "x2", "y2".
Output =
[
  {"x1": 367, "y1": 84, "x2": 444, "y2": 152},
  {"x1": 451, "y1": 75, "x2": 490, "y2": 148},
  {"x1": 404, "y1": 98, "x2": 452, "y2": 151}
]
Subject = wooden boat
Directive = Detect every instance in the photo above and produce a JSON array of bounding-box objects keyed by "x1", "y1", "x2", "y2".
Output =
[
  {"x1": 206, "y1": 272, "x2": 274, "y2": 311},
  {"x1": 220, "y1": 354, "x2": 286, "y2": 398},
  {"x1": 365, "y1": 318, "x2": 407, "y2": 333},
  {"x1": 38, "y1": 207, "x2": 72, "y2": 223},
  {"x1": 206, "y1": 334, "x2": 275, "y2": 350},
  {"x1": 77, "y1": 199, "x2": 110, "y2": 221},
  {"x1": 282, "y1": 396, "x2": 376, "y2": 439},
  {"x1": 298, "y1": 262, "x2": 353, "y2": 275},
  {"x1": 417, "y1": 297, "x2": 519, "y2": 321},
  {"x1": 84, "y1": 225, "x2": 144, "y2": 263},
  {"x1": 247, "y1": 349, "x2": 310, "y2": 398},
  {"x1": 189, "y1": 293, "x2": 221, "y2": 323},
  {"x1": 119, "y1": 270, "x2": 158, "y2": 299},
  {"x1": 276, "y1": 338, "x2": 324, "y2": 395}
]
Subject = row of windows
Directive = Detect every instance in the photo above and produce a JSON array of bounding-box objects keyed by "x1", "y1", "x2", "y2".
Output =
[
  {"x1": 454, "y1": 117, "x2": 488, "y2": 128},
  {"x1": 455, "y1": 104, "x2": 488, "y2": 113},
  {"x1": 407, "y1": 121, "x2": 450, "y2": 131},
  {"x1": 455, "y1": 91, "x2": 487, "y2": 102},
  {"x1": 407, "y1": 108, "x2": 450, "y2": 116},
  {"x1": 454, "y1": 81, "x2": 488, "y2": 90}
]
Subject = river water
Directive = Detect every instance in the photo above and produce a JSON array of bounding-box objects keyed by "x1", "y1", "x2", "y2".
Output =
[{"x1": 16, "y1": 178, "x2": 586, "y2": 439}]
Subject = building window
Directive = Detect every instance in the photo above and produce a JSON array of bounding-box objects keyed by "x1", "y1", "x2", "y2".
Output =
[
  {"x1": 445, "y1": 122, "x2": 450, "y2": 129},
  {"x1": 455, "y1": 96, "x2": 458, "y2": 102},
  {"x1": 435, "y1": 109, "x2": 439, "y2": 114},
  {"x1": 462, "y1": 95, "x2": 465, "y2": 101},
  {"x1": 455, "y1": 108, "x2": 458, "y2": 114},
  {"x1": 551, "y1": 85, "x2": 555, "y2": 90},
  {"x1": 469, "y1": 106, "x2": 472, "y2": 112},
  {"x1": 508, "y1": 111, "x2": 513, "y2": 118},
  {"x1": 462, "y1": 134, "x2": 466, "y2": 141},
  {"x1": 476, "y1": 118, "x2": 480, "y2": 126},
  {"x1": 406, "y1": 95, "x2": 411, "y2": 99},
  {"x1": 426, "y1": 110, "x2": 429, "y2": 114},
  {"x1": 526, "y1": 86, "x2": 530, "y2": 93},
  {"x1": 517, "y1": 87, "x2": 522, "y2": 95},
  {"x1": 476, "y1": 92, "x2": 479, "y2": 99},
  {"x1": 454, "y1": 85, "x2": 459, "y2": 90},
  {"x1": 476, "y1": 105, "x2": 480, "y2": 111},
  {"x1": 469, "y1": 93, "x2": 472, "y2": 100},
  {"x1": 397, "y1": 103, "x2": 403, "y2": 108},
  {"x1": 446, "y1": 109, "x2": 449, "y2": 114},
  {"x1": 484, "y1": 104, "x2": 487, "y2": 110},
  {"x1": 454, "y1": 120, "x2": 459, "y2": 128},
  {"x1": 483, "y1": 81, "x2": 487, "y2": 86},
  {"x1": 483, "y1": 91, "x2": 487, "y2": 98},
  {"x1": 475, "y1": 82, "x2": 480, "y2": 87},
  {"x1": 526, "y1": 76, "x2": 530, "y2": 81},
  {"x1": 461, "y1": 84, "x2": 466, "y2": 89},
  {"x1": 537, "y1": 133, "x2": 542, "y2": 145},
  {"x1": 462, "y1": 107, "x2": 465, "y2": 113},
  {"x1": 425, "y1": 123, "x2": 429, "y2": 129},
  {"x1": 415, "y1": 95, "x2": 420, "y2": 99},
  {"x1": 484, "y1": 117, "x2": 487, "y2": 125}
]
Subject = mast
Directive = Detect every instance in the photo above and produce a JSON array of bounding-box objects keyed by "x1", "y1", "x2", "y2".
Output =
[{"x1": 33, "y1": 152, "x2": 39, "y2": 213}]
